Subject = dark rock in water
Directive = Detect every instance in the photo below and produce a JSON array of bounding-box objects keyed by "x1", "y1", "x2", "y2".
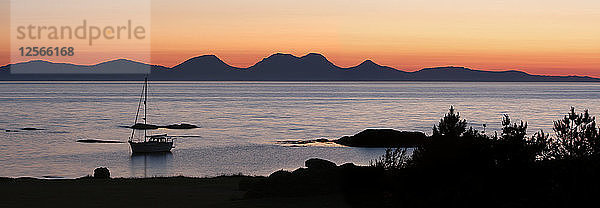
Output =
[
  {"x1": 291, "y1": 167, "x2": 309, "y2": 176},
  {"x1": 275, "y1": 138, "x2": 332, "y2": 145},
  {"x1": 20, "y1": 127, "x2": 45, "y2": 130},
  {"x1": 163, "y1": 123, "x2": 199, "y2": 129},
  {"x1": 128, "y1": 123, "x2": 198, "y2": 129},
  {"x1": 305, "y1": 158, "x2": 337, "y2": 169},
  {"x1": 335, "y1": 129, "x2": 426, "y2": 147},
  {"x1": 339, "y1": 163, "x2": 357, "y2": 169},
  {"x1": 4, "y1": 128, "x2": 44, "y2": 132},
  {"x1": 268, "y1": 170, "x2": 292, "y2": 179},
  {"x1": 77, "y1": 139, "x2": 124, "y2": 143},
  {"x1": 93, "y1": 167, "x2": 110, "y2": 179},
  {"x1": 130, "y1": 123, "x2": 159, "y2": 129},
  {"x1": 42, "y1": 176, "x2": 65, "y2": 179},
  {"x1": 315, "y1": 138, "x2": 329, "y2": 143}
]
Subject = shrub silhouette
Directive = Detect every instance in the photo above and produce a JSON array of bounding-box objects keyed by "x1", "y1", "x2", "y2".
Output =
[{"x1": 370, "y1": 148, "x2": 409, "y2": 170}]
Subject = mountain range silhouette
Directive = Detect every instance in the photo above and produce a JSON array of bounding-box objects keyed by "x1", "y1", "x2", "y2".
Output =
[{"x1": 1, "y1": 53, "x2": 597, "y2": 81}]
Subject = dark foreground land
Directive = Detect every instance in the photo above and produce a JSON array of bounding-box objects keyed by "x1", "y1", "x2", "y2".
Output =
[
  {"x1": 2, "y1": 160, "x2": 599, "y2": 208},
  {"x1": 0, "y1": 176, "x2": 350, "y2": 208}
]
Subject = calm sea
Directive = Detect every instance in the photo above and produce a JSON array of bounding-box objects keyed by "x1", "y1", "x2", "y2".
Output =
[{"x1": 1, "y1": 81, "x2": 599, "y2": 178}]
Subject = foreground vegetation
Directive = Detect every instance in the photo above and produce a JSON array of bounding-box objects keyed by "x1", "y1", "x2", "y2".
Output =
[
  {"x1": 243, "y1": 107, "x2": 600, "y2": 207},
  {"x1": 374, "y1": 106, "x2": 600, "y2": 207}
]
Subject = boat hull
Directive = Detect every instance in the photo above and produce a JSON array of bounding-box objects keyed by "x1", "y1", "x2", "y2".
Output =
[{"x1": 129, "y1": 141, "x2": 173, "y2": 153}]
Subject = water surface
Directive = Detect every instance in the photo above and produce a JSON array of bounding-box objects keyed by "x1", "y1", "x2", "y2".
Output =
[{"x1": 1, "y1": 81, "x2": 599, "y2": 178}]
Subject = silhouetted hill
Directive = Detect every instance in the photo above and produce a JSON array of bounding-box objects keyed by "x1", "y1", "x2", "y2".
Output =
[
  {"x1": 10, "y1": 59, "x2": 150, "y2": 74},
  {"x1": 0, "y1": 59, "x2": 169, "y2": 81},
  {"x1": 247, "y1": 53, "x2": 341, "y2": 80},
  {"x1": 343, "y1": 60, "x2": 409, "y2": 80},
  {"x1": 410, "y1": 66, "x2": 599, "y2": 82},
  {"x1": 0, "y1": 54, "x2": 598, "y2": 81},
  {"x1": 151, "y1": 55, "x2": 247, "y2": 80},
  {"x1": 0, "y1": 64, "x2": 9, "y2": 74},
  {"x1": 156, "y1": 53, "x2": 409, "y2": 81}
]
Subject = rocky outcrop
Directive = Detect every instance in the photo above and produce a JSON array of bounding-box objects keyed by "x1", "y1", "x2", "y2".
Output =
[
  {"x1": 335, "y1": 129, "x2": 426, "y2": 147},
  {"x1": 243, "y1": 158, "x2": 383, "y2": 200},
  {"x1": 93, "y1": 167, "x2": 110, "y2": 179},
  {"x1": 305, "y1": 158, "x2": 337, "y2": 169}
]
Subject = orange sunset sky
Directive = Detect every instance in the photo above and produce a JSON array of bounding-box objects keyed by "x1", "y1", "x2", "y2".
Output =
[{"x1": 1, "y1": 0, "x2": 599, "y2": 77}]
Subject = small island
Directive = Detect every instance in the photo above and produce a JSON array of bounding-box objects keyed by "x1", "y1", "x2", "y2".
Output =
[{"x1": 335, "y1": 129, "x2": 426, "y2": 147}]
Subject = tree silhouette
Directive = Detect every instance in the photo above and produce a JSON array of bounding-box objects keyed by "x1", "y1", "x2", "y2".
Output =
[
  {"x1": 492, "y1": 115, "x2": 548, "y2": 167},
  {"x1": 501, "y1": 115, "x2": 527, "y2": 143},
  {"x1": 411, "y1": 107, "x2": 552, "y2": 168},
  {"x1": 432, "y1": 106, "x2": 467, "y2": 138},
  {"x1": 550, "y1": 107, "x2": 600, "y2": 160},
  {"x1": 412, "y1": 106, "x2": 485, "y2": 168}
]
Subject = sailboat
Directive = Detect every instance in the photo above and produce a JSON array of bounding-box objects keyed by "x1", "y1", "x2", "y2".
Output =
[{"x1": 128, "y1": 77, "x2": 175, "y2": 153}]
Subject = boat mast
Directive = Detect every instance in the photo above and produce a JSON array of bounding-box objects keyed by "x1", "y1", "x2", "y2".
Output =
[
  {"x1": 144, "y1": 76, "x2": 148, "y2": 142},
  {"x1": 130, "y1": 77, "x2": 145, "y2": 141}
]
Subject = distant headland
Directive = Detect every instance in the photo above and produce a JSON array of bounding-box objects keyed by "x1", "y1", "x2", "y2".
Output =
[{"x1": 1, "y1": 53, "x2": 598, "y2": 81}]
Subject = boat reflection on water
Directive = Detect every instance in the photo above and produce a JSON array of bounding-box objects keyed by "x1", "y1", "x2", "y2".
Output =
[{"x1": 129, "y1": 152, "x2": 173, "y2": 178}]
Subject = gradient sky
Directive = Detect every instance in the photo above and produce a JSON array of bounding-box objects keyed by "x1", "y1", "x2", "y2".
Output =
[{"x1": 2, "y1": 0, "x2": 599, "y2": 76}]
